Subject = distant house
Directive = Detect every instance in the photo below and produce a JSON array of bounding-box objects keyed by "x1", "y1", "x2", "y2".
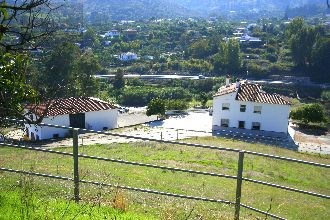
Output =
[
  {"x1": 24, "y1": 97, "x2": 118, "y2": 140},
  {"x1": 239, "y1": 33, "x2": 262, "y2": 45},
  {"x1": 104, "y1": 30, "x2": 120, "y2": 38},
  {"x1": 212, "y1": 78, "x2": 290, "y2": 137},
  {"x1": 123, "y1": 29, "x2": 137, "y2": 40},
  {"x1": 119, "y1": 52, "x2": 138, "y2": 61}
]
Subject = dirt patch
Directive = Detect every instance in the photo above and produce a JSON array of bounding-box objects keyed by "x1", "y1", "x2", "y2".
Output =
[{"x1": 290, "y1": 123, "x2": 330, "y2": 154}]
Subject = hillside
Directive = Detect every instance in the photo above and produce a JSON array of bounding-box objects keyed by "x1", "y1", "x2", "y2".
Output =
[
  {"x1": 64, "y1": 0, "x2": 328, "y2": 21},
  {"x1": 82, "y1": 0, "x2": 199, "y2": 21},
  {"x1": 172, "y1": 0, "x2": 327, "y2": 17}
]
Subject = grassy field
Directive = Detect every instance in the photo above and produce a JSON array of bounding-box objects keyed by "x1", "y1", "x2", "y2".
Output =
[{"x1": 0, "y1": 136, "x2": 329, "y2": 219}]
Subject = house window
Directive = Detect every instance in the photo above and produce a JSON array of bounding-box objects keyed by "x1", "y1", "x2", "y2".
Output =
[
  {"x1": 238, "y1": 121, "x2": 245, "y2": 129},
  {"x1": 253, "y1": 106, "x2": 262, "y2": 114},
  {"x1": 240, "y1": 105, "x2": 246, "y2": 112},
  {"x1": 252, "y1": 122, "x2": 261, "y2": 130},
  {"x1": 221, "y1": 119, "x2": 229, "y2": 127},
  {"x1": 222, "y1": 103, "x2": 230, "y2": 110}
]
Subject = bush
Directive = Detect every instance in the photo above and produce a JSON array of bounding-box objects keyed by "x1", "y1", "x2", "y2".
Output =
[
  {"x1": 290, "y1": 103, "x2": 327, "y2": 124},
  {"x1": 165, "y1": 99, "x2": 188, "y2": 110}
]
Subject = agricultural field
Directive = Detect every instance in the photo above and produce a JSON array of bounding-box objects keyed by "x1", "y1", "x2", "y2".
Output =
[{"x1": 0, "y1": 137, "x2": 329, "y2": 219}]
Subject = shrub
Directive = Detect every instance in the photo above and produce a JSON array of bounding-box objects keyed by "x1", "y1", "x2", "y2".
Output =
[{"x1": 290, "y1": 103, "x2": 327, "y2": 124}]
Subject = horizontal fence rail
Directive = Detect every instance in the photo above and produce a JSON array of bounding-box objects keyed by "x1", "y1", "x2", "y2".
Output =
[
  {"x1": 1, "y1": 142, "x2": 329, "y2": 199},
  {"x1": 5, "y1": 119, "x2": 330, "y2": 168},
  {"x1": 1, "y1": 118, "x2": 330, "y2": 219}
]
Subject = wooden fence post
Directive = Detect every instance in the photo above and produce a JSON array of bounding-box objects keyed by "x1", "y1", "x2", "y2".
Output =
[
  {"x1": 73, "y1": 128, "x2": 80, "y2": 202},
  {"x1": 234, "y1": 151, "x2": 245, "y2": 220}
]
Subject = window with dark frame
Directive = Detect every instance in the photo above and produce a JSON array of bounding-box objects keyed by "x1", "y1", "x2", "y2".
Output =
[
  {"x1": 240, "y1": 105, "x2": 246, "y2": 112},
  {"x1": 253, "y1": 106, "x2": 262, "y2": 114},
  {"x1": 252, "y1": 122, "x2": 261, "y2": 130},
  {"x1": 221, "y1": 119, "x2": 229, "y2": 127},
  {"x1": 222, "y1": 103, "x2": 230, "y2": 110},
  {"x1": 238, "y1": 121, "x2": 245, "y2": 129}
]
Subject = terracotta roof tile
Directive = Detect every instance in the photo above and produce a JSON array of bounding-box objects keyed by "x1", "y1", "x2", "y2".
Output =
[
  {"x1": 26, "y1": 97, "x2": 116, "y2": 116},
  {"x1": 236, "y1": 83, "x2": 290, "y2": 105},
  {"x1": 214, "y1": 84, "x2": 237, "y2": 96}
]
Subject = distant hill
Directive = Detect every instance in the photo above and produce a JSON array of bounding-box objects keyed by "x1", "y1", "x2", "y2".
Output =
[
  {"x1": 64, "y1": 0, "x2": 328, "y2": 22},
  {"x1": 80, "y1": 0, "x2": 199, "y2": 21},
  {"x1": 172, "y1": 0, "x2": 327, "y2": 17}
]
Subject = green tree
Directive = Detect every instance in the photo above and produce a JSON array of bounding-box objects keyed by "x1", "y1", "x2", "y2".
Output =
[
  {"x1": 311, "y1": 38, "x2": 330, "y2": 82},
  {"x1": 113, "y1": 69, "x2": 125, "y2": 90},
  {"x1": 290, "y1": 103, "x2": 327, "y2": 124},
  {"x1": 77, "y1": 51, "x2": 101, "y2": 96},
  {"x1": 165, "y1": 100, "x2": 188, "y2": 111},
  {"x1": 289, "y1": 26, "x2": 317, "y2": 67},
  {"x1": 0, "y1": 0, "x2": 55, "y2": 125},
  {"x1": 42, "y1": 43, "x2": 101, "y2": 98},
  {"x1": 146, "y1": 98, "x2": 165, "y2": 116},
  {"x1": 227, "y1": 39, "x2": 241, "y2": 74},
  {"x1": 199, "y1": 92, "x2": 208, "y2": 108},
  {"x1": 189, "y1": 39, "x2": 211, "y2": 59},
  {"x1": 0, "y1": 53, "x2": 38, "y2": 121},
  {"x1": 212, "y1": 39, "x2": 241, "y2": 75},
  {"x1": 43, "y1": 42, "x2": 81, "y2": 97}
]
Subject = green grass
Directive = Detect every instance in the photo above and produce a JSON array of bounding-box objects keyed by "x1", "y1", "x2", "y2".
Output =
[
  {"x1": 0, "y1": 136, "x2": 329, "y2": 219},
  {"x1": 0, "y1": 189, "x2": 153, "y2": 219}
]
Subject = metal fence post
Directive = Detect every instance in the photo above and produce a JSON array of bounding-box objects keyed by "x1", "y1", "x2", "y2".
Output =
[
  {"x1": 235, "y1": 151, "x2": 245, "y2": 220},
  {"x1": 73, "y1": 128, "x2": 80, "y2": 202}
]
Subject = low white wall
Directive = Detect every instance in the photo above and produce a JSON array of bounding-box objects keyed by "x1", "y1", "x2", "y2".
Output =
[
  {"x1": 85, "y1": 109, "x2": 118, "y2": 131},
  {"x1": 25, "y1": 114, "x2": 70, "y2": 140}
]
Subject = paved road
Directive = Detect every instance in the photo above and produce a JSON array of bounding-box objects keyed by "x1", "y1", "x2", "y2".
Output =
[{"x1": 95, "y1": 74, "x2": 208, "y2": 80}]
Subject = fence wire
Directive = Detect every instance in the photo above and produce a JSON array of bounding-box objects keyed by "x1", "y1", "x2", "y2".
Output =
[{"x1": 1, "y1": 118, "x2": 329, "y2": 219}]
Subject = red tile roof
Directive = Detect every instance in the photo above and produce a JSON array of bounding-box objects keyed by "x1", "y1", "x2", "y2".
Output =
[
  {"x1": 214, "y1": 84, "x2": 237, "y2": 96},
  {"x1": 26, "y1": 97, "x2": 116, "y2": 117},
  {"x1": 214, "y1": 81, "x2": 290, "y2": 105},
  {"x1": 236, "y1": 83, "x2": 290, "y2": 105}
]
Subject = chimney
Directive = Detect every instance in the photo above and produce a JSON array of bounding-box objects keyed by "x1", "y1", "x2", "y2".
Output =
[
  {"x1": 225, "y1": 75, "x2": 231, "y2": 87},
  {"x1": 236, "y1": 79, "x2": 241, "y2": 88}
]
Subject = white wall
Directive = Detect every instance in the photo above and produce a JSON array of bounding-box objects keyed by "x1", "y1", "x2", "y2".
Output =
[
  {"x1": 212, "y1": 94, "x2": 290, "y2": 134},
  {"x1": 85, "y1": 109, "x2": 118, "y2": 130},
  {"x1": 25, "y1": 109, "x2": 118, "y2": 140},
  {"x1": 25, "y1": 114, "x2": 70, "y2": 140}
]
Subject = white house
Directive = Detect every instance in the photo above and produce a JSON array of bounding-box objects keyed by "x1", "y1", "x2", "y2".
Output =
[
  {"x1": 118, "y1": 52, "x2": 138, "y2": 61},
  {"x1": 24, "y1": 97, "x2": 118, "y2": 141},
  {"x1": 104, "y1": 30, "x2": 120, "y2": 38},
  {"x1": 212, "y1": 79, "x2": 290, "y2": 137}
]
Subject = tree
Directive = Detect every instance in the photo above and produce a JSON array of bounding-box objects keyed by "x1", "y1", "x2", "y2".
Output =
[
  {"x1": 0, "y1": 53, "x2": 38, "y2": 120},
  {"x1": 311, "y1": 37, "x2": 330, "y2": 82},
  {"x1": 227, "y1": 39, "x2": 241, "y2": 74},
  {"x1": 212, "y1": 39, "x2": 241, "y2": 75},
  {"x1": 289, "y1": 26, "x2": 317, "y2": 67},
  {"x1": 0, "y1": 0, "x2": 58, "y2": 126},
  {"x1": 113, "y1": 69, "x2": 125, "y2": 90},
  {"x1": 0, "y1": 0, "x2": 58, "y2": 51},
  {"x1": 146, "y1": 98, "x2": 165, "y2": 116},
  {"x1": 40, "y1": 42, "x2": 101, "y2": 98},
  {"x1": 188, "y1": 39, "x2": 211, "y2": 59},
  {"x1": 199, "y1": 92, "x2": 208, "y2": 108},
  {"x1": 290, "y1": 103, "x2": 327, "y2": 124}
]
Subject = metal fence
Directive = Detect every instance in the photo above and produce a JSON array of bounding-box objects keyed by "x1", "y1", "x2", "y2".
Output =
[{"x1": 1, "y1": 120, "x2": 329, "y2": 220}]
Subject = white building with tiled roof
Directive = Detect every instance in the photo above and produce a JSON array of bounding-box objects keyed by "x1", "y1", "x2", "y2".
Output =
[
  {"x1": 212, "y1": 79, "x2": 290, "y2": 137},
  {"x1": 24, "y1": 97, "x2": 118, "y2": 141}
]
